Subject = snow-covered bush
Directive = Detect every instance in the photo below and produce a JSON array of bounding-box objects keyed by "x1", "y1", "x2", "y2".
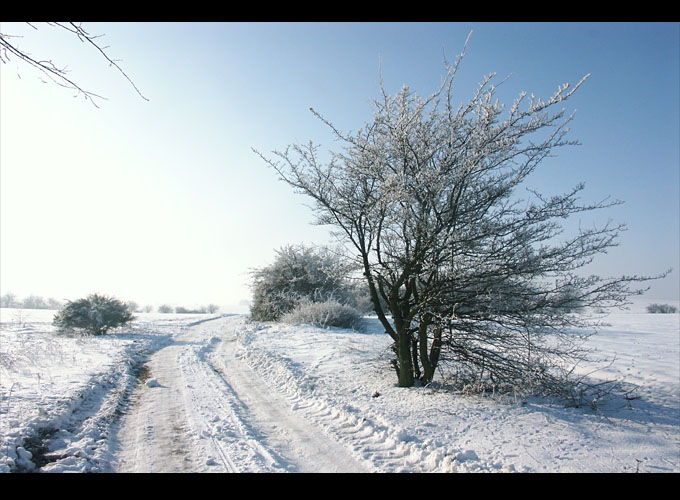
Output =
[
  {"x1": 280, "y1": 298, "x2": 363, "y2": 330},
  {"x1": 646, "y1": 303, "x2": 678, "y2": 314},
  {"x1": 53, "y1": 293, "x2": 135, "y2": 335},
  {"x1": 249, "y1": 244, "x2": 360, "y2": 322}
]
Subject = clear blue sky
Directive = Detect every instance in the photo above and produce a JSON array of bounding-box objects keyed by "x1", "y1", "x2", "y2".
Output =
[{"x1": 1, "y1": 22, "x2": 678, "y2": 308}]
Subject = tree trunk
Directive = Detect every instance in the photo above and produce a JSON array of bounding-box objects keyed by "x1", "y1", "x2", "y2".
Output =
[
  {"x1": 397, "y1": 328, "x2": 415, "y2": 387},
  {"x1": 414, "y1": 313, "x2": 443, "y2": 386},
  {"x1": 417, "y1": 315, "x2": 433, "y2": 385},
  {"x1": 422, "y1": 322, "x2": 442, "y2": 386},
  {"x1": 392, "y1": 305, "x2": 414, "y2": 387},
  {"x1": 411, "y1": 335, "x2": 421, "y2": 381}
]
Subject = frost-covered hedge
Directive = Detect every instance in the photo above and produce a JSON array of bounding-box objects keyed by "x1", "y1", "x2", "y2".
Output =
[
  {"x1": 280, "y1": 298, "x2": 363, "y2": 330},
  {"x1": 53, "y1": 294, "x2": 135, "y2": 335},
  {"x1": 250, "y1": 244, "x2": 366, "y2": 322},
  {"x1": 646, "y1": 303, "x2": 678, "y2": 314}
]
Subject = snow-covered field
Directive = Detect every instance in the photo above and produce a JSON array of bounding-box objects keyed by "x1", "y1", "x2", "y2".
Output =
[{"x1": 1, "y1": 299, "x2": 678, "y2": 473}]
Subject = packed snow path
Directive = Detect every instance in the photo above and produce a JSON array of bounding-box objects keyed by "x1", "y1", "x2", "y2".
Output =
[{"x1": 113, "y1": 315, "x2": 370, "y2": 472}]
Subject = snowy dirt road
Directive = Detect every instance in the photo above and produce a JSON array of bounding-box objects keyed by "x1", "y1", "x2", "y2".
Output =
[
  {"x1": 113, "y1": 315, "x2": 370, "y2": 473},
  {"x1": 4, "y1": 305, "x2": 677, "y2": 473}
]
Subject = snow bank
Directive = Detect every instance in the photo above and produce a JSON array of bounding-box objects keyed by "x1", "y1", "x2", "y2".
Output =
[
  {"x1": 0, "y1": 309, "x2": 208, "y2": 472},
  {"x1": 232, "y1": 305, "x2": 679, "y2": 472}
]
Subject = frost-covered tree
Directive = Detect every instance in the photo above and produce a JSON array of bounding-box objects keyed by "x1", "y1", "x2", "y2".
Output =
[
  {"x1": 21, "y1": 295, "x2": 49, "y2": 309},
  {"x1": 47, "y1": 297, "x2": 63, "y2": 310},
  {"x1": 254, "y1": 36, "x2": 668, "y2": 389},
  {"x1": 249, "y1": 244, "x2": 360, "y2": 322},
  {"x1": 1, "y1": 292, "x2": 19, "y2": 308},
  {"x1": 53, "y1": 293, "x2": 135, "y2": 335}
]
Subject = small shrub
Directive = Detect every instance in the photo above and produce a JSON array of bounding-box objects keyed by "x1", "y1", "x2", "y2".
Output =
[
  {"x1": 249, "y1": 244, "x2": 359, "y2": 322},
  {"x1": 646, "y1": 303, "x2": 678, "y2": 314},
  {"x1": 280, "y1": 298, "x2": 363, "y2": 330},
  {"x1": 53, "y1": 293, "x2": 135, "y2": 335}
]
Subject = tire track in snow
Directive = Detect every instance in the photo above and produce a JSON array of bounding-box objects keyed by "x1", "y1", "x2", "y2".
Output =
[
  {"x1": 194, "y1": 321, "x2": 371, "y2": 472},
  {"x1": 114, "y1": 341, "x2": 202, "y2": 472},
  {"x1": 177, "y1": 338, "x2": 284, "y2": 472},
  {"x1": 115, "y1": 315, "x2": 370, "y2": 472},
  {"x1": 234, "y1": 319, "x2": 468, "y2": 472},
  {"x1": 114, "y1": 317, "x2": 272, "y2": 473}
]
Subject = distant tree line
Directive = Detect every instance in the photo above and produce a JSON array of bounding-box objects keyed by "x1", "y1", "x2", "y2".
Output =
[
  {"x1": 1, "y1": 293, "x2": 219, "y2": 315},
  {"x1": 1, "y1": 293, "x2": 63, "y2": 310},
  {"x1": 646, "y1": 303, "x2": 678, "y2": 314},
  {"x1": 157, "y1": 304, "x2": 220, "y2": 314}
]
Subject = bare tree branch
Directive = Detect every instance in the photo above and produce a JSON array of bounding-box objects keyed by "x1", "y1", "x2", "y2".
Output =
[{"x1": 0, "y1": 22, "x2": 148, "y2": 107}]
